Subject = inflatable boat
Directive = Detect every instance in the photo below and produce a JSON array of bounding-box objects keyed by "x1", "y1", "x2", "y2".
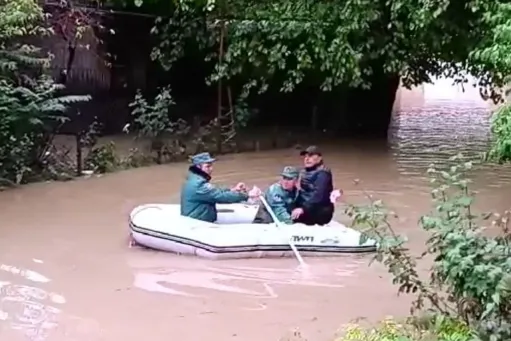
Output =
[{"x1": 129, "y1": 203, "x2": 377, "y2": 259}]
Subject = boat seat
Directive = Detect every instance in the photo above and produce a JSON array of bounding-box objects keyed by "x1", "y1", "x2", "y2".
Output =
[{"x1": 217, "y1": 208, "x2": 235, "y2": 213}]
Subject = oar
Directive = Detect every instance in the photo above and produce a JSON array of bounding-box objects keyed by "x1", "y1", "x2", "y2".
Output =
[{"x1": 258, "y1": 195, "x2": 307, "y2": 267}]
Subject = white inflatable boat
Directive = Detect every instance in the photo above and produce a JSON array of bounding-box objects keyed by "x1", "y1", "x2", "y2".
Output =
[{"x1": 129, "y1": 203, "x2": 377, "y2": 259}]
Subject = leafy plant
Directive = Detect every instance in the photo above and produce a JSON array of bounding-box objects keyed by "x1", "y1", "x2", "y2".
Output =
[
  {"x1": 229, "y1": 97, "x2": 256, "y2": 130},
  {"x1": 84, "y1": 141, "x2": 120, "y2": 174},
  {"x1": 469, "y1": 3, "x2": 511, "y2": 163},
  {"x1": 485, "y1": 101, "x2": 511, "y2": 163},
  {"x1": 0, "y1": 0, "x2": 90, "y2": 184},
  {"x1": 149, "y1": 0, "x2": 498, "y2": 96},
  {"x1": 0, "y1": 76, "x2": 90, "y2": 183},
  {"x1": 346, "y1": 153, "x2": 511, "y2": 341},
  {"x1": 338, "y1": 316, "x2": 471, "y2": 341},
  {"x1": 129, "y1": 86, "x2": 177, "y2": 139},
  {"x1": 127, "y1": 86, "x2": 190, "y2": 163},
  {"x1": 121, "y1": 148, "x2": 154, "y2": 168}
]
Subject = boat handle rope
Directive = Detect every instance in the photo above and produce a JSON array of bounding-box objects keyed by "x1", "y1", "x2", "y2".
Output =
[
  {"x1": 129, "y1": 204, "x2": 163, "y2": 221},
  {"x1": 258, "y1": 196, "x2": 307, "y2": 267}
]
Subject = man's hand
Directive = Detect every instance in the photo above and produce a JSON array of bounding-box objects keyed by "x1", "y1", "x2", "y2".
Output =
[
  {"x1": 231, "y1": 182, "x2": 246, "y2": 192},
  {"x1": 248, "y1": 186, "x2": 261, "y2": 198},
  {"x1": 330, "y1": 189, "x2": 343, "y2": 203},
  {"x1": 291, "y1": 208, "x2": 304, "y2": 220}
]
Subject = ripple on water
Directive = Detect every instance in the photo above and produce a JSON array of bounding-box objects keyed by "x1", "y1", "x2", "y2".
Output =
[
  {"x1": 0, "y1": 262, "x2": 65, "y2": 341},
  {"x1": 390, "y1": 103, "x2": 491, "y2": 165},
  {"x1": 130, "y1": 256, "x2": 368, "y2": 301},
  {"x1": 390, "y1": 102, "x2": 511, "y2": 186}
]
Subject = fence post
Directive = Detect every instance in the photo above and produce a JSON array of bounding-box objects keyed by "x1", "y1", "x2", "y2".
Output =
[{"x1": 75, "y1": 133, "x2": 82, "y2": 176}]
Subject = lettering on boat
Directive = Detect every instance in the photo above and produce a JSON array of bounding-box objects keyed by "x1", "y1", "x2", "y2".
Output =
[{"x1": 292, "y1": 235, "x2": 314, "y2": 243}]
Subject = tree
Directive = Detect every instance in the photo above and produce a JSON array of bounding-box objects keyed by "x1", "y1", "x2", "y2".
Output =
[
  {"x1": 45, "y1": 0, "x2": 110, "y2": 85},
  {"x1": 143, "y1": 0, "x2": 499, "y2": 134},
  {"x1": 0, "y1": 0, "x2": 90, "y2": 184},
  {"x1": 470, "y1": 3, "x2": 511, "y2": 163}
]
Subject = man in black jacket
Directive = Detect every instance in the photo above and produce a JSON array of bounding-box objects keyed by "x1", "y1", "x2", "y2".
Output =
[{"x1": 291, "y1": 145, "x2": 334, "y2": 225}]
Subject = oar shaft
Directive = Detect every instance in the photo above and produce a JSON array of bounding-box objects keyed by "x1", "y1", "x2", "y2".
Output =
[{"x1": 258, "y1": 196, "x2": 306, "y2": 267}]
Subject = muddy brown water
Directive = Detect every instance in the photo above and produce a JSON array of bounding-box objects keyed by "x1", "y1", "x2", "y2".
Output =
[{"x1": 1, "y1": 101, "x2": 511, "y2": 341}]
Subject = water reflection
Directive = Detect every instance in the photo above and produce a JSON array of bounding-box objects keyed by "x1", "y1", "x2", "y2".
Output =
[
  {"x1": 389, "y1": 102, "x2": 511, "y2": 190},
  {"x1": 390, "y1": 103, "x2": 491, "y2": 169},
  {"x1": 132, "y1": 259, "x2": 365, "y2": 300},
  {"x1": 0, "y1": 263, "x2": 65, "y2": 341}
]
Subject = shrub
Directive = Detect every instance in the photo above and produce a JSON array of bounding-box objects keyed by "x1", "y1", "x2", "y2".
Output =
[
  {"x1": 127, "y1": 86, "x2": 190, "y2": 164},
  {"x1": 485, "y1": 104, "x2": 511, "y2": 163},
  {"x1": 0, "y1": 0, "x2": 90, "y2": 183},
  {"x1": 338, "y1": 316, "x2": 471, "y2": 341},
  {"x1": 84, "y1": 142, "x2": 120, "y2": 174},
  {"x1": 346, "y1": 153, "x2": 511, "y2": 341}
]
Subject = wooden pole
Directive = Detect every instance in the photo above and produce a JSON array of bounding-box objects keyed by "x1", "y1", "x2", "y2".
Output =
[
  {"x1": 76, "y1": 133, "x2": 83, "y2": 176},
  {"x1": 215, "y1": 21, "x2": 226, "y2": 154},
  {"x1": 226, "y1": 85, "x2": 238, "y2": 151}
]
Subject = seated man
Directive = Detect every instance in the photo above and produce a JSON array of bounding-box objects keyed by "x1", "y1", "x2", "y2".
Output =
[
  {"x1": 254, "y1": 166, "x2": 300, "y2": 224},
  {"x1": 292, "y1": 145, "x2": 334, "y2": 225},
  {"x1": 181, "y1": 152, "x2": 260, "y2": 222}
]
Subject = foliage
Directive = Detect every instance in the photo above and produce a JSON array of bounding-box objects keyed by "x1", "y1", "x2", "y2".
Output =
[
  {"x1": 80, "y1": 119, "x2": 103, "y2": 149},
  {"x1": 0, "y1": 0, "x2": 47, "y2": 52},
  {"x1": 46, "y1": 0, "x2": 115, "y2": 84},
  {"x1": 228, "y1": 98, "x2": 256, "y2": 130},
  {"x1": 84, "y1": 142, "x2": 120, "y2": 174},
  {"x1": 128, "y1": 86, "x2": 183, "y2": 139},
  {"x1": 149, "y1": 0, "x2": 497, "y2": 97},
  {"x1": 484, "y1": 105, "x2": 511, "y2": 163},
  {"x1": 469, "y1": 3, "x2": 511, "y2": 95},
  {"x1": 338, "y1": 316, "x2": 471, "y2": 341},
  {"x1": 0, "y1": 76, "x2": 89, "y2": 183},
  {"x1": 346, "y1": 153, "x2": 511, "y2": 341},
  {"x1": 127, "y1": 86, "x2": 190, "y2": 163},
  {"x1": 84, "y1": 144, "x2": 158, "y2": 174},
  {"x1": 469, "y1": 3, "x2": 511, "y2": 163},
  {"x1": 121, "y1": 148, "x2": 154, "y2": 168},
  {"x1": 0, "y1": 0, "x2": 90, "y2": 183}
]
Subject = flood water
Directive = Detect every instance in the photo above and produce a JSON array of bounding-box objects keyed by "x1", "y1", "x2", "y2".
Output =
[{"x1": 1, "y1": 99, "x2": 511, "y2": 341}]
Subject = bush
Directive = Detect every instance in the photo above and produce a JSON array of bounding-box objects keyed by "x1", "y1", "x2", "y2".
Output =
[
  {"x1": 485, "y1": 103, "x2": 511, "y2": 163},
  {"x1": 338, "y1": 316, "x2": 471, "y2": 341},
  {"x1": 346, "y1": 153, "x2": 511, "y2": 341},
  {"x1": 127, "y1": 86, "x2": 190, "y2": 164},
  {"x1": 0, "y1": 0, "x2": 90, "y2": 183},
  {"x1": 0, "y1": 76, "x2": 88, "y2": 182},
  {"x1": 121, "y1": 148, "x2": 154, "y2": 169},
  {"x1": 83, "y1": 142, "x2": 120, "y2": 174}
]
